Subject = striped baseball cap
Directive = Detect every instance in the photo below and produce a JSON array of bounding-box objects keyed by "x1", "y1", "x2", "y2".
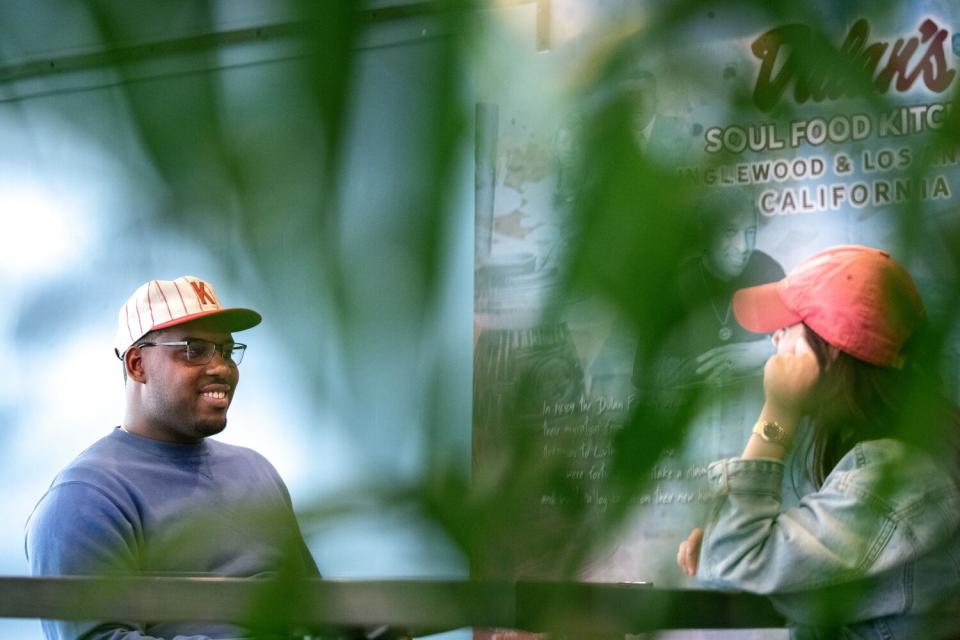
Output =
[{"x1": 114, "y1": 276, "x2": 261, "y2": 358}]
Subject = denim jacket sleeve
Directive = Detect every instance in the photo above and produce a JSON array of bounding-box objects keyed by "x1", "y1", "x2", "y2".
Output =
[{"x1": 697, "y1": 438, "x2": 960, "y2": 595}]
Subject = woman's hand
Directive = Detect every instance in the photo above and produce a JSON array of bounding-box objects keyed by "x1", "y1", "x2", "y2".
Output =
[
  {"x1": 762, "y1": 335, "x2": 821, "y2": 420},
  {"x1": 742, "y1": 326, "x2": 822, "y2": 460},
  {"x1": 676, "y1": 527, "x2": 704, "y2": 577}
]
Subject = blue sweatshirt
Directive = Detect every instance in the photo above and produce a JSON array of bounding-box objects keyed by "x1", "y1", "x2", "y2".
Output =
[{"x1": 25, "y1": 427, "x2": 319, "y2": 639}]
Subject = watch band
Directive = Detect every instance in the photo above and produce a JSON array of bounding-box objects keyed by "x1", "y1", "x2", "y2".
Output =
[{"x1": 752, "y1": 419, "x2": 791, "y2": 447}]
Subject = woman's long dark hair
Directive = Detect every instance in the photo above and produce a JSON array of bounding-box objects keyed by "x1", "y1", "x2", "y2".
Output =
[{"x1": 801, "y1": 323, "x2": 960, "y2": 488}]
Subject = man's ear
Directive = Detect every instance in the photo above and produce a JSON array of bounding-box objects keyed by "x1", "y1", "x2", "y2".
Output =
[{"x1": 125, "y1": 346, "x2": 148, "y2": 384}]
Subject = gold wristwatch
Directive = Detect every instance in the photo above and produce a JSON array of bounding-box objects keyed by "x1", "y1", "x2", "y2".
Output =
[{"x1": 752, "y1": 419, "x2": 790, "y2": 447}]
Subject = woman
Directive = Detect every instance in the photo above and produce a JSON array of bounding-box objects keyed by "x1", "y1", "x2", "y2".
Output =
[{"x1": 676, "y1": 245, "x2": 960, "y2": 638}]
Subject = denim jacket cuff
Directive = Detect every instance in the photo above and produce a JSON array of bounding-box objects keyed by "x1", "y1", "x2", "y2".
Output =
[{"x1": 707, "y1": 457, "x2": 785, "y2": 498}]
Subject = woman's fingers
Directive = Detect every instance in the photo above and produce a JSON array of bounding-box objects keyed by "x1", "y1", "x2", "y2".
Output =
[
  {"x1": 685, "y1": 527, "x2": 704, "y2": 576},
  {"x1": 677, "y1": 528, "x2": 704, "y2": 576},
  {"x1": 763, "y1": 350, "x2": 821, "y2": 415}
]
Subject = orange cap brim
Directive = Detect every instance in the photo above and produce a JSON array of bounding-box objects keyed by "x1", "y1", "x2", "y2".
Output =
[
  {"x1": 151, "y1": 307, "x2": 262, "y2": 333},
  {"x1": 732, "y1": 281, "x2": 802, "y2": 334}
]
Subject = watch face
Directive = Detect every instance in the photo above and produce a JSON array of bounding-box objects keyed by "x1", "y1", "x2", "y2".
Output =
[{"x1": 762, "y1": 422, "x2": 785, "y2": 442}]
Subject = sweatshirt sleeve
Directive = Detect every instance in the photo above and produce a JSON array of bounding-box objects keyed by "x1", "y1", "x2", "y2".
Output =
[
  {"x1": 25, "y1": 482, "x2": 245, "y2": 640},
  {"x1": 254, "y1": 451, "x2": 321, "y2": 579},
  {"x1": 26, "y1": 481, "x2": 140, "y2": 577}
]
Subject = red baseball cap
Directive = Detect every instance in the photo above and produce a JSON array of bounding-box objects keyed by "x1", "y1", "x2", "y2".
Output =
[
  {"x1": 732, "y1": 245, "x2": 925, "y2": 367},
  {"x1": 114, "y1": 276, "x2": 261, "y2": 358}
]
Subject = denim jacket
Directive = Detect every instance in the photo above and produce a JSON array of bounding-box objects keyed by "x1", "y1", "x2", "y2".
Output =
[{"x1": 697, "y1": 438, "x2": 960, "y2": 639}]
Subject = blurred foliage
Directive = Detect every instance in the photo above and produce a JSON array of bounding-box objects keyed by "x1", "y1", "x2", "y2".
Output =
[{"x1": 6, "y1": 0, "x2": 960, "y2": 635}]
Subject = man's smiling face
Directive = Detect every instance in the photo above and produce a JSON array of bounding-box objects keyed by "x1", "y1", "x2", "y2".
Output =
[{"x1": 132, "y1": 319, "x2": 240, "y2": 443}]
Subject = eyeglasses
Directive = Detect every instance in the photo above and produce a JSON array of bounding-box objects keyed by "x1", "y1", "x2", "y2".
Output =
[{"x1": 136, "y1": 339, "x2": 247, "y2": 366}]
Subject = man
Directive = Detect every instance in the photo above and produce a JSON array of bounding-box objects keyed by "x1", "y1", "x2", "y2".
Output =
[
  {"x1": 25, "y1": 276, "x2": 320, "y2": 640},
  {"x1": 633, "y1": 190, "x2": 785, "y2": 390}
]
